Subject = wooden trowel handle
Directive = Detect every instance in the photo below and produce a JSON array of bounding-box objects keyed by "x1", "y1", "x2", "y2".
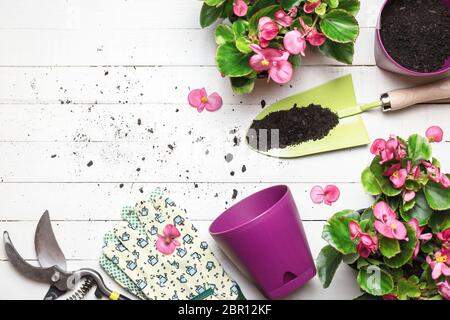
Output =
[{"x1": 383, "y1": 77, "x2": 450, "y2": 111}]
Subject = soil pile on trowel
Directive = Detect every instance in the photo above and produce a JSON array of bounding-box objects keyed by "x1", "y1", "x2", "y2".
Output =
[
  {"x1": 248, "y1": 104, "x2": 339, "y2": 150},
  {"x1": 380, "y1": 0, "x2": 450, "y2": 73}
]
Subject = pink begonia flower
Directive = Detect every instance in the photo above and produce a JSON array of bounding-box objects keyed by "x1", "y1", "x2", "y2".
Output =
[
  {"x1": 303, "y1": 0, "x2": 321, "y2": 13},
  {"x1": 348, "y1": 221, "x2": 378, "y2": 258},
  {"x1": 188, "y1": 88, "x2": 223, "y2": 113},
  {"x1": 402, "y1": 190, "x2": 416, "y2": 202},
  {"x1": 310, "y1": 185, "x2": 340, "y2": 206},
  {"x1": 274, "y1": 10, "x2": 293, "y2": 27},
  {"x1": 408, "y1": 218, "x2": 432, "y2": 259},
  {"x1": 306, "y1": 28, "x2": 326, "y2": 46},
  {"x1": 437, "y1": 280, "x2": 450, "y2": 300},
  {"x1": 370, "y1": 138, "x2": 386, "y2": 155},
  {"x1": 283, "y1": 29, "x2": 307, "y2": 56},
  {"x1": 370, "y1": 135, "x2": 406, "y2": 164},
  {"x1": 288, "y1": 6, "x2": 298, "y2": 17},
  {"x1": 249, "y1": 44, "x2": 293, "y2": 84},
  {"x1": 383, "y1": 294, "x2": 398, "y2": 300},
  {"x1": 383, "y1": 163, "x2": 407, "y2": 188},
  {"x1": 233, "y1": 0, "x2": 248, "y2": 17},
  {"x1": 426, "y1": 248, "x2": 450, "y2": 280},
  {"x1": 411, "y1": 165, "x2": 421, "y2": 180},
  {"x1": 258, "y1": 17, "x2": 279, "y2": 43},
  {"x1": 298, "y1": 17, "x2": 326, "y2": 47},
  {"x1": 426, "y1": 125, "x2": 443, "y2": 143},
  {"x1": 156, "y1": 224, "x2": 181, "y2": 255},
  {"x1": 437, "y1": 228, "x2": 450, "y2": 242},
  {"x1": 421, "y1": 161, "x2": 449, "y2": 188},
  {"x1": 441, "y1": 174, "x2": 450, "y2": 188},
  {"x1": 373, "y1": 201, "x2": 407, "y2": 240}
]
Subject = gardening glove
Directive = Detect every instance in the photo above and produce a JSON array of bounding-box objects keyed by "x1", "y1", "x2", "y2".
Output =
[{"x1": 101, "y1": 189, "x2": 244, "y2": 300}]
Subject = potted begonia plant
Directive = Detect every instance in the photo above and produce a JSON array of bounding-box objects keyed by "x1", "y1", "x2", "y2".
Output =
[
  {"x1": 317, "y1": 126, "x2": 450, "y2": 300},
  {"x1": 199, "y1": 0, "x2": 360, "y2": 94}
]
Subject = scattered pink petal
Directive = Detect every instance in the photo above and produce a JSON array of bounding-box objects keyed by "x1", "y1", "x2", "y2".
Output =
[
  {"x1": 310, "y1": 185, "x2": 340, "y2": 205},
  {"x1": 310, "y1": 185, "x2": 324, "y2": 204},
  {"x1": 188, "y1": 88, "x2": 223, "y2": 113},
  {"x1": 426, "y1": 125, "x2": 443, "y2": 143},
  {"x1": 323, "y1": 185, "x2": 340, "y2": 205}
]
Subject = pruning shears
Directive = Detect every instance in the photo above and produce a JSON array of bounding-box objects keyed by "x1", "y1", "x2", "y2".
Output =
[{"x1": 3, "y1": 211, "x2": 131, "y2": 300}]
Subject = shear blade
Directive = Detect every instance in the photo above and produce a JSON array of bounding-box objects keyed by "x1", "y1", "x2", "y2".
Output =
[
  {"x1": 35, "y1": 210, "x2": 67, "y2": 270},
  {"x1": 3, "y1": 231, "x2": 56, "y2": 284}
]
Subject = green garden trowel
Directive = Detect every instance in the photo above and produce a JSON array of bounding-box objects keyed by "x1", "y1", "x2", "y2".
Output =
[{"x1": 247, "y1": 75, "x2": 450, "y2": 158}]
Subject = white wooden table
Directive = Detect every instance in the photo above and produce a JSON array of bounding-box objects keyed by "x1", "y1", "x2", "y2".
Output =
[{"x1": 0, "y1": 0, "x2": 448, "y2": 300}]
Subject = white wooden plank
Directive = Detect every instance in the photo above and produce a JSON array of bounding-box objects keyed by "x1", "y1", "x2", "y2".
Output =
[
  {"x1": 0, "y1": 66, "x2": 447, "y2": 105},
  {"x1": 0, "y1": 116, "x2": 448, "y2": 183},
  {"x1": 0, "y1": 141, "x2": 448, "y2": 183},
  {"x1": 0, "y1": 182, "x2": 373, "y2": 221},
  {"x1": 0, "y1": 28, "x2": 375, "y2": 66},
  {"x1": 0, "y1": 103, "x2": 449, "y2": 142},
  {"x1": 0, "y1": 259, "x2": 361, "y2": 300},
  {"x1": 0, "y1": 0, "x2": 383, "y2": 30}
]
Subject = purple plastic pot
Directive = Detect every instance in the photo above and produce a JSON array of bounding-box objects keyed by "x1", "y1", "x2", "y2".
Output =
[
  {"x1": 209, "y1": 185, "x2": 316, "y2": 299},
  {"x1": 375, "y1": 0, "x2": 450, "y2": 76}
]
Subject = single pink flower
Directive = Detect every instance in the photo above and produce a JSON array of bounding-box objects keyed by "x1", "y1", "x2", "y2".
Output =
[
  {"x1": 437, "y1": 280, "x2": 450, "y2": 300},
  {"x1": 249, "y1": 44, "x2": 293, "y2": 84},
  {"x1": 408, "y1": 218, "x2": 432, "y2": 259},
  {"x1": 348, "y1": 221, "x2": 378, "y2": 258},
  {"x1": 390, "y1": 169, "x2": 407, "y2": 188},
  {"x1": 310, "y1": 185, "x2": 340, "y2": 205},
  {"x1": 303, "y1": 0, "x2": 321, "y2": 13},
  {"x1": 373, "y1": 201, "x2": 407, "y2": 240},
  {"x1": 426, "y1": 126, "x2": 443, "y2": 143},
  {"x1": 383, "y1": 294, "x2": 398, "y2": 300},
  {"x1": 383, "y1": 163, "x2": 407, "y2": 188},
  {"x1": 297, "y1": 17, "x2": 326, "y2": 47},
  {"x1": 188, "y1": 88, "x2": 223, "y2": 113},
  {"x1": 437, "y1": 228, "x2": 450, "y2": 242},
  {"x1": 274, "y1": 10, "x2": 293, "y2": 27},
  {"x1": 156, "y1": 224, "x2": 181, "y2": 255},
  {"x1": 440, "y1": 174, "x2": 450, "y2": 188},
  {"x1": 258, "y1": 17, "x2": 279, "y2": 42},
  {"x1": 288, "y1": 6, "x2": 298, "y2": 17},
  {"x1": 411, "y1": 165, "x2": 421, "y2": 180},
  {"x1": 283, "y1": 29, "x2": 306, "y2": 56},
  {"x1": 426, "y1": 248, "x2": 450, "y2": 280},
  {"x1": 357, "y1": 234, "x2": 378, "y2": 259},
  {"x1": 233, "y1": 0, "x2": 248, "y2": 17},
  {"x1": 403, "y1": 190, "x2": 416, "y2": 202},
  {"x1": 306, "y1": 29, "x2": 326, "y2": 46},
  {"x1": 425, "y1": 163, "x2": 442, "y2": 183},
  {"x1": 349, "y1": 220, "x2": 362, "y2": 240},
  {"x1": 370, "y1": 138, "x2": 386, "y2": 155}
]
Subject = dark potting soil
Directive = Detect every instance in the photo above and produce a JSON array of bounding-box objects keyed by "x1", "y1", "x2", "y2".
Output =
[
  {"x1": 248, "y1": 104, "x2": 339, "y2": 150},
  {"x1": 380, "y1": 0, "x2": 450, "y2": 73}
]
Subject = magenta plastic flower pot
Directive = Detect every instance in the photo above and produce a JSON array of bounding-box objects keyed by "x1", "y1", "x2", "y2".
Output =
[
  {"x1": 209, "y1": 185, "x2": 316, "y2": 299},
  {"x1": 375, "y1": 0, "x2": 450, "y2": 76}
]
